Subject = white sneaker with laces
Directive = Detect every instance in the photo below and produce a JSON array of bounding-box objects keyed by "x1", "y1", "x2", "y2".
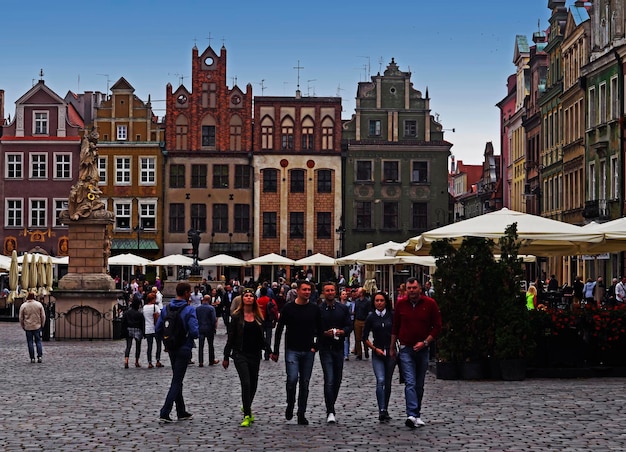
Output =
[
  {"x1": 415, "y1": 417, "x2": 425, "y2": 426},
  {"x1": 327, "y1": 413, "x2": 336, "y2": 424},
  {"x1": 405, "y1": 416, "x2": 417, "y2": 429}
]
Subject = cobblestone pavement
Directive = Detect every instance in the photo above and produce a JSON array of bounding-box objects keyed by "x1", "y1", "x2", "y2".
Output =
[{"x1": 2, "y1": 321, "x2": 626, "y2": 451}]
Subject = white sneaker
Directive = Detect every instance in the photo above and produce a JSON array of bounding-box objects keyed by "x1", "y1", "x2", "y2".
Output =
[
  {"x1": 327, "y1": 413, "x2": 336, "y2": 424},
  {"x1": 415, "y1": 417, "x2": 425, "y2": 426}
]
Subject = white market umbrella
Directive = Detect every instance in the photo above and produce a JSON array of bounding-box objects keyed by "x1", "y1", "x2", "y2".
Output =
[
  {"x1": 199, "y1": 254, "x2": 247, "y2": 285},
  {"x1": 0, "y1": 254, "x2": 11, "y2": 271},
  {"x1": 581, "y1": 217, "x2": 626, "y2": 254},
  {"x1": 108, "y1": 253, "x2": 153, "y2": 266},
  {"x1": 108, "y1": 253, "x2": 153, "y2": 288},
  {"x1": 199, "y1": 254, "x2": 247, "y2": 267},
  {"x1": 294, "y1": 253, "x2": 337, "y2": 266},
  {"x1": 248, "y1": 253, "x2": 295, "y2": 283},
  {"x1": 247, "y1": 253, "x2": 295, "y2": 266},
  {"x1": 8, "y1": 251, "x2": 18, "y2": 305},
  {"x1": 45, "y1": 256, "x2": 54, "y2": 295},
  {"x1": 404, "y1": 208, "x2": 604, "y2": 257},
  {"x1": 151, "y1": 254, "x2": 194, "y2": 267},
  {"x1": 29, "y1": 253, "x2": 38, "y2": 292},
  {"x1": 20, "y1": 253, "x2": 30, "y2": 297},
  {"x1": 37, "y1": 256, "x2": 46, "y2": 296}
]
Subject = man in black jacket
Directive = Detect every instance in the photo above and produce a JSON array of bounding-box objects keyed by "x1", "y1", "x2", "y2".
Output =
[{"x1": 317, "y1": 281, "x2": 352, "y2": 424}]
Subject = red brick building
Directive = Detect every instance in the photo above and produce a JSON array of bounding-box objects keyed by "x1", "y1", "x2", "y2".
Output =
[
  {"x1": 164, "y1": 45, "x2": 254, "y2": 272},
  {"x1": 253, "y1": 91, "x2": 342, "y2": 271}
]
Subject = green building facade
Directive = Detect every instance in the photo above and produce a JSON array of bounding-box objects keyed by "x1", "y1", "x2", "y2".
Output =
[{"x1": 341, "y1": 58, "x2": 452, "y2": 256}]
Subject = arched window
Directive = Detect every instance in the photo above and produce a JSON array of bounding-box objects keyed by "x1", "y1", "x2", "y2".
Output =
[
  {"x1": 175, "y1": 115, "x2": 188, "y2": 151},
  {"x1": 321, "y1": 116, "x2": 334, "y2": 151},
  {"x1": 281, "y1": 117, "x2": 294, "y2": 150},
  {"x1": 230, "y1": 114, "x2": 243, "y2": 151},
  {"x1": 261, "y1": 116, "x2": 274, "y2": 150},
  {"x1": 301, "y1": 116, "x2": 314, "y2": 150}
]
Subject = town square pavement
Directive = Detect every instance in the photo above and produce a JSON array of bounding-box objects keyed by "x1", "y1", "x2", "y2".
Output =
[{"x1": 2, "y1": 320, "x2": 626, "y2": 451}]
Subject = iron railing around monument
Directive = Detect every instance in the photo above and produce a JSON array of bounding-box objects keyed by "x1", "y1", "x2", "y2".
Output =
[{"x1": 53, "y1": 305, "x2": 117, "y2": 340}]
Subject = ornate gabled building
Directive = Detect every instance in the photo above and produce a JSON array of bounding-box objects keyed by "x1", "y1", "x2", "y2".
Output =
[
  {"x1": 509, "y1": 35, "x2": 531, "y2": 213},
  {"x1": 522, "y1": 30, "x2": 548, "y2": 216},
  {"x1": 94, "y1": 77, "x2": 165, "y2": 263},
  {"x1": 496, "y1": 73, "x2": 517, "y2": 210},
  {"x1": 580, "y1": 0, "x2": 626, "y2": 278},
  {"x1": 450, "y1": 142, "x2": 502, "y2": 221},
  {"x1": 582, "y1": 0, "x2": 624, "y2": 223},
  {"x1": 342, "y1": 58, "x2": 452, "y2": 256},
  {"x1": 0, "y1": 76, "x2": 83, "y2": 257},
  {"x1": 253, "y1": 92, "x2": 342, "y2": 269},
  {"x1": 561, "y1": 1, "x2": 590, "y2": 227},
  {"x1": 164, "y1": 45, "x2": 254, "y2": 271},
  {"x1": 539, "y1": 0, "x2": 567, "y2": 222}
]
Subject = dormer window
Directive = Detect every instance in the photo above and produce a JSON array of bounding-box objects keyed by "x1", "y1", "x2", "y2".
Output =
[{"x1": 34, "y1": 112, "x2": 48, "y2": 135}]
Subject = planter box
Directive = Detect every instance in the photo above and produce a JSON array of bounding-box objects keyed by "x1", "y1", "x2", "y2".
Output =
[
  {"x1": 436, "y1": 361, "x2": 460, "y2": 380},
  {"x1": 499, "y1": 359, "x2": 526, "y2": 381}
]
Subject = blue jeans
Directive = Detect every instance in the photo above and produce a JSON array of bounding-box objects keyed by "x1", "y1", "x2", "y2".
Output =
[
  {"x1": 319, "y1": 348, "x2": 345, "y2": 414},
  {"x1": 372, "y1": 353, "x2": 396, "y2": 412},
  {"x1": 344, "y1": 336, "x2": 350, "y2": 358},
  {"x1": 160, "y1": 346, "x2": 192, "y2": 418},
  {"x1": 25, "y1": 329, "x2": 43, "y2": 360},
  {"x1": 284, "y1": 349, "x2": 315, "y2": 416},
  {"x1": 398, "y1": 346, "x2": 429, "y2": 418}
]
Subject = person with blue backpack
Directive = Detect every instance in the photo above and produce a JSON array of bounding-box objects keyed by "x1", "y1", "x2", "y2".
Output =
[{"x1": 156, "y1": 282, "x2": 199, "y2": 423}]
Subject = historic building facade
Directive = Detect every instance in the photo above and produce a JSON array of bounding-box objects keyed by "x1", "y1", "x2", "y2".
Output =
[
  {"x1": 522, "y1": 31, "x2": 548, "y2": 216},
  {"x1": 341, "y1": 58, "x2": 452, "y2": 256},
  {"x1": 0, "y1": 78, "x2": 83, "y2": 257},
  {"x1": 539, "y1": 0, "x2": 566, "y2": 223},
  {"x1": 252, "y1": 93, "x2": 343, "y2": 262},
  {"x1": 93, "y1": 77, "x2": 165, "y2": 260},
  {"x1": 164, "y1": 44, "x2": 254, "y2": 264}
]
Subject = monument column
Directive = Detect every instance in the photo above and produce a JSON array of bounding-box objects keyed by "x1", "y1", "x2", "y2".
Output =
[{"x1": 55, "y1": 127, "x2": 121, "y2": 339}]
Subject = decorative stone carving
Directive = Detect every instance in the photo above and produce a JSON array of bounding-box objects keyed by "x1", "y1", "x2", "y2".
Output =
[{"x1": 66, "y1": 127, "x2": 108, "y2": 221}]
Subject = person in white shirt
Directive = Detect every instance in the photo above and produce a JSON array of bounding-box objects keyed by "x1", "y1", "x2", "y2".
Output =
[
  {"x1": 615, "y1": 276, "x2": 626, "y2": 305},
  {"x1": 190, "y1": 286, "x2": 203, "y2": 308},
  {"x1": 143, "y1": 292, "x2": 163, "y2": 368}
]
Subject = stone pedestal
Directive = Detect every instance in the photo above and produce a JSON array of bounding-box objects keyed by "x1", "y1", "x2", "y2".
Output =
[
  {"x1": 55, "y1": 211, "x2": 121, "y2": 339},
  {"x1": 53, "y1": 290, "x2": 121, "y2": 340}
]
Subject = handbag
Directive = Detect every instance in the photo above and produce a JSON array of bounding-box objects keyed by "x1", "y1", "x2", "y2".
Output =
[{"x1": 152, "y1": 305, "x2": 159, "y2": 324}]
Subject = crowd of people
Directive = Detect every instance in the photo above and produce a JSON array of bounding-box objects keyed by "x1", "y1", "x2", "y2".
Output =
[
  {"x1": 114, "y1": 273, "x2": 441, "y2": 429},
  {"x1": 525, "y1": 272, "x2": 626, "y2": 310}
]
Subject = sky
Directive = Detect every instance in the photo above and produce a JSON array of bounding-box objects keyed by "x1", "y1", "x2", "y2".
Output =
[{"x1": 0, "y1": 0, "x2": 553, "y2": 165}]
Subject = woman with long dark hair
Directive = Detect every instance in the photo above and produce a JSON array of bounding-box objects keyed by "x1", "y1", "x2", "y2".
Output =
[
  {"x1": 362, "y1": 291, "x2": 395, "y2": 422},
  {"x1": 123, "y1": 298, "x2": 144, "y2": 368},
  {"x1": 223, "y1": 288, "x2": 271, "y2": 427}
]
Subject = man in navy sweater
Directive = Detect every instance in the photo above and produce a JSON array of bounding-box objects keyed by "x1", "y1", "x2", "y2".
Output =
[{"x1": 317, "y1": 281, "x2": 352, "y2": 424}]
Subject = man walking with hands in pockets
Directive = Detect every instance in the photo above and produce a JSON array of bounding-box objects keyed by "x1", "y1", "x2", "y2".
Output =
[{"x1": 390, "y1": 277, "x2": 441, "y2": 429}]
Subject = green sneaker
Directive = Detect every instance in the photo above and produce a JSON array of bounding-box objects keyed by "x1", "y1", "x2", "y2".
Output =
[
  {"x1": 240, "y1": 415, "x2": 252, "y2": 427},
  {"x1": 240, "y1": 406, "x2": 254, "y2": 422}
]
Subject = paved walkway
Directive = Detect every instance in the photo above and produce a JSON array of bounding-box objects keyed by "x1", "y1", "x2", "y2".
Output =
[{"x1": 1, "y1": 321, "x2": 626, "y2": 451}]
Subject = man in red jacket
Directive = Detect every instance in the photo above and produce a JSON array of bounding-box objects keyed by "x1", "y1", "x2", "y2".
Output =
[{"x1": 390, "y1": 277, "x2": 441, "y2": 429}]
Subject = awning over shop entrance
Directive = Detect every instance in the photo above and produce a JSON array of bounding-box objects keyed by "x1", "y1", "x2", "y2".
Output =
[{"x1": 111, "y1": 239, "x2": 159, "y2": 251}]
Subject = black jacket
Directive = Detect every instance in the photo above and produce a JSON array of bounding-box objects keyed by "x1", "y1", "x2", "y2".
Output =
[{"x1": 223, "y1": 313, "x2": 271, "y2": 360}]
